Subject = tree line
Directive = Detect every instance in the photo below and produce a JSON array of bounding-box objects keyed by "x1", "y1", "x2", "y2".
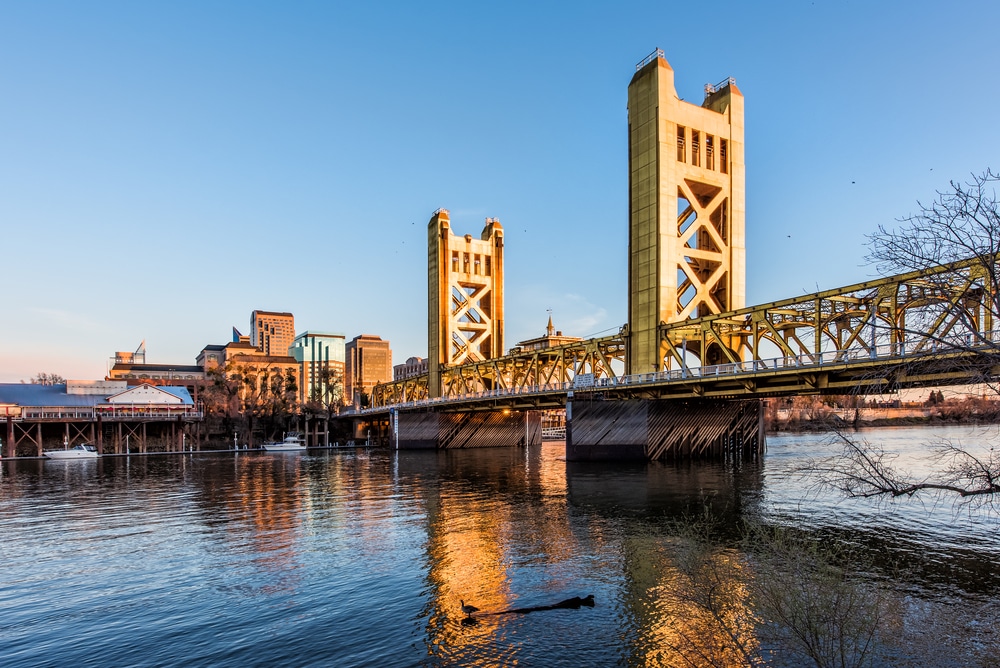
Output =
[{"x1": 199, "y1": 362, "x2": 346, "y2": 446}]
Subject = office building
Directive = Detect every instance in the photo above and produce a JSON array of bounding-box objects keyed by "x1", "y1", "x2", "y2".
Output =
[
  {"x1": 250, "y1": 310, "x2": 295, "y2": 357},
  {"x1": 345, "y1": 335, "x2": 392, "y2": 406},
  {"x1": 290, "y1": 331, "x2": 346, "y2": 406},
  {"x1": 393, "y1": 356, "x2": 428, "y2": 381}
]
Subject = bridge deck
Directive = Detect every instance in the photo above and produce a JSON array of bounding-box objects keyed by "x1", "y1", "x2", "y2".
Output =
[{"x1": 363, "y1": 333, "x2": 996, "y2": 416}]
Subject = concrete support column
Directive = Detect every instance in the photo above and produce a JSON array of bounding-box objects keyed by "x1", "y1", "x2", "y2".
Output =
[
  {"x1": 567, "y1": 397, "x2": 764, "y2": 462},
  {"x1": 391, "y1": 410, "x2": 541, "y2": 450},
  {"x1": 565, "y1": 398, "x2": 648, "y2": 461},
  {"x1": 36, "y1": 423, "x2": 43, "y2": 457}
]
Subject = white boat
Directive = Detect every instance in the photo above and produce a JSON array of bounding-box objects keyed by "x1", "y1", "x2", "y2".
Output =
[
  {"x1": 261, "y1": 433, "x2": 307, "y2": 452},
  {"x1": 45, "y1": 444, "x2": 100, "y2": 459}
]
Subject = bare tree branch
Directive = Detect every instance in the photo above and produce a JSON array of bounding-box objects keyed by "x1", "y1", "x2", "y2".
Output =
[
  {"x1": 802, "y1": 170, "x2": 1000, "y2": 505},
  {"x1": 803, "y1": 431, "x2": 1000, "y2": 509}
]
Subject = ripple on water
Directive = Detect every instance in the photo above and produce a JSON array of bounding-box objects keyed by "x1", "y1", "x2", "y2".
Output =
[{"x1": 1, "y1": 437, "x2": 998, "y2": 667}]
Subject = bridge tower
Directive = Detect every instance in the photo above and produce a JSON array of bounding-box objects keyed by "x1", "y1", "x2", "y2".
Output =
[
  {"x1": 427, "y1": 209, "x2": 505, "y2": 397},
  {"x1": 627, "y1": 49, "x2": 745, "y2": 373}
]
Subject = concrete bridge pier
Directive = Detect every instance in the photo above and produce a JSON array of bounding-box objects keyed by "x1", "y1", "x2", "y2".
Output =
[
  {"x1": 389, "y1": 409, "x2": 541, "y2": 450},
  {"x1": 566, "y1": 397, "x2": 764, "y2": 462}
]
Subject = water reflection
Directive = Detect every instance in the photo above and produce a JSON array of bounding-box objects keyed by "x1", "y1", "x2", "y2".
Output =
[
  {"x1": 566, "y1": 458, "x2": 764, "y2": 520},
  {"x1": 0, "y1": 430, "x2": 997, "y2": 667}
]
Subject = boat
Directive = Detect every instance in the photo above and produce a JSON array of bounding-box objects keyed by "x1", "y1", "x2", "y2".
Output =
[
  {"x1": 44, "y1": 444, "x2": 100, "y2": 459},
  {"x1": 261, "y1": 433, "x2": 307, "y2": 452}
]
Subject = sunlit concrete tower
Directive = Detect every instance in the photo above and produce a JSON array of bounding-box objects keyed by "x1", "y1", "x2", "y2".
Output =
[
  {"x1": 627, "y1": 49, "x2": 745, "y2": 373},
  {"x1": 427, "y1": 209, "x2": 505, "y2": 397}
]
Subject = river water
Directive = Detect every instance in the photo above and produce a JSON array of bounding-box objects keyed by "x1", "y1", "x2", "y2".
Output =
[{"x1": 1, "y1": 425, "x2": 998, "y2": 667}]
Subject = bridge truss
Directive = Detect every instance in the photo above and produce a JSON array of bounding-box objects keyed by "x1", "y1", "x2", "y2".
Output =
[{"x1": 371, "y1": 257, "x2": 999, "y2": 409}]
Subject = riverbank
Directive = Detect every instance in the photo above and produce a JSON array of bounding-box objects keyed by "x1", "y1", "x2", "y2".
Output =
[{"x1": 767, "y1": 404, "x2": 1000, "y2": 432}]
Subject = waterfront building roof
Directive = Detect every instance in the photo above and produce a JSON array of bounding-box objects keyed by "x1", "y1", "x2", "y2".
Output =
[
  {"x1": 110, "y1": 363, "x2": 203, "y2": 375},
  {"x1": 0, "y1": 383, "x2": 193, "y2": 407}
]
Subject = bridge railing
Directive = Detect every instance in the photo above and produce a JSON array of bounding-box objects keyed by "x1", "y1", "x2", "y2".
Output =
[{"x1": 362, "y1": 328, "x2": 1000, "y2": 414}]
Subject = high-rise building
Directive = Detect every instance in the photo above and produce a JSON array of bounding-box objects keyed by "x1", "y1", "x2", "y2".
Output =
[
  {"x1": 290, "y1": 331, "x2": 346, "y2": 406},
  {"x1": 345, "y1": 335, "x2": 392, "y2": 406},
  {"x1": 250, "y1": 310, "x2": 295, "y2": 357}
]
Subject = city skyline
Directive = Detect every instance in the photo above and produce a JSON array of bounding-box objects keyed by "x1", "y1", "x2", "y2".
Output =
[{"x1": 4, "y1": 2, "x2": 1000, "y2": 382}]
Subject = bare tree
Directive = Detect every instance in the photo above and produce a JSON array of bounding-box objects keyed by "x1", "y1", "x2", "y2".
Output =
[
  {"x1": 808, "y1": 432, "x2": 1000, "y2": 510},
  {"x1": 238, "y1": 363, "x2": 298, "y2": 443},
  {"x1": 659, "y1": 517, "x2": 894, "y2": 668},
  {"x1": 200, "y1": 361, "x2": 299, "y2": 446},
  {"x1": 304, "y1": 365, "x2": 344, "y2": 420},
  {"x1": 817, "y1": 170, "x2": 1000, "y2": 503},
  {"x1": 868, "y1": 169, "x2": 1000, "y2": 276},
  {"x1": 24, "y1": 372, "x2": 66, "y2": 385}
]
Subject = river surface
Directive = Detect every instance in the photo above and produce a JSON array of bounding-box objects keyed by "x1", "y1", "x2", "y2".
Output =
[{"x1": 1, "y1": 425, "x2": 998, "y2": 667}]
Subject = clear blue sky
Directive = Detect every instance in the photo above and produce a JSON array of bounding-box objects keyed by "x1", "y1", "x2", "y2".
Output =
[{"x1": 3, "y1": 1, "x2": 999, "y2": 382}]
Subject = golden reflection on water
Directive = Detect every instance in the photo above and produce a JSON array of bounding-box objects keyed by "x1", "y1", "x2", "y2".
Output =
[
  {"x1": 232, "y1": 454, "x2": 306, "y2": 579},
  {"x1": 408, "y1": 444, "x2": 763, "y2": 666},
  {"x1": 416, "y1": 445, "x2": 573, "y2": 663},
  {"x1": 640, "y1": 542, "x2": 757, "y2": 667}
]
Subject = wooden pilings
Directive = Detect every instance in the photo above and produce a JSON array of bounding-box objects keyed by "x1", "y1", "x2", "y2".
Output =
[
  {"x1": 3, "y1": 416, "x2": 13, "y2": 459},
  {"x1": 1, "y1": 416, "x2": 197, "y2": 457}
]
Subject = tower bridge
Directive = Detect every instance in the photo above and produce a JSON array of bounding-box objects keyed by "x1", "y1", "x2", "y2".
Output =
[{"x1": 361, "y1": 50, "x2": 998, "y2": 460}]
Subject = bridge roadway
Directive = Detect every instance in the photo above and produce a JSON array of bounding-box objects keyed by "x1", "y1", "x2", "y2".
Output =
[{"x1": 360, "y1": 330, "x2": 998, "y2": 418}]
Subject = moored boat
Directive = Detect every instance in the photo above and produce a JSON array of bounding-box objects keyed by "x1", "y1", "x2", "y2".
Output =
[
  {"x1": 45, "y1": 444, "x2": 100, "y2": 459},
  {"x1": 261, "y1": 433, "x2": 307, "y2": 452}
]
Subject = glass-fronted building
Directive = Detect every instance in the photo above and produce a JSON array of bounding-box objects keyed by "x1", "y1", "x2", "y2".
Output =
[{"x1": 290, "y1": 331, "x2": 346, "y2": 406}]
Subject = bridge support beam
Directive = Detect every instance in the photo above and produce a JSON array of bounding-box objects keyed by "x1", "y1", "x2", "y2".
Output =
[
  {"x1": 390, "y1": 410, "x2": 541, "y2": 450},
  {"x1": 566, "y1": 397, "x2": 764, "y2": 461}
]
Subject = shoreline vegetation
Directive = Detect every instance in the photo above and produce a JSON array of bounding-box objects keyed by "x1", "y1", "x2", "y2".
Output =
[{"x1": 765, "y1": 394, "x2": 1000, "y2": 433}]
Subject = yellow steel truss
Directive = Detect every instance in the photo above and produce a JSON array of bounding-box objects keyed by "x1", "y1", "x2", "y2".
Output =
[{"x1": 373, "y1": 258, "x2": 996, "y2": 407}]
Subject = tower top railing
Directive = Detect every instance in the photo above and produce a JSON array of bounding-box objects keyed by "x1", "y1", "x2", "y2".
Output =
[
  {"x1": 635, "y1": 48, "x2": 665, "y2": 71},
  {"x1": 704, "y1": 77, "x2": 737, "y2": 96}
]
